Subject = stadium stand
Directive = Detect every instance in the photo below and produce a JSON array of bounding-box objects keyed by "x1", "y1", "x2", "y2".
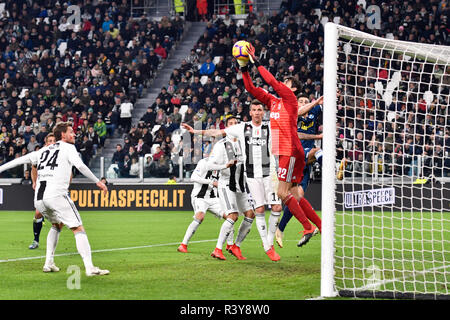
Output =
[
  {"x1": 0, "y1": 0, "x2": 185, "y2": 177},
  {"x1": 0, "y1": 0, "x2": 448, "y2": 180},
  {"x1": 118, "y1": 0, "x2": 449, "y2": 179}
]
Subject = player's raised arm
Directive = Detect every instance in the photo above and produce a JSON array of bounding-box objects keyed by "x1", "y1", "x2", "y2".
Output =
[
  {"x1": 298, "y1": 132, "x2": 323, "y2": 140},
  {"x1": 181, "y1": 123, "x2": 225, "y2": 137},
  {"x1": 298, "y1": 96, "x2": 323, "y2": 117},
  {"x1": 241, "y1": 67, "x2": 273, "y2": 107},
  {"x1": 246, "y1": 44, "x2": 297, "y2": 106}
]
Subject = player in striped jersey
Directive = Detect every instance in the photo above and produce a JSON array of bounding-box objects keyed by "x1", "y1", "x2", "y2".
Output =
[
  {"x1": 183, "y1": 102, "x2": 286, "y2": 262},
  {"x1": 177, "y1": 157, "x2": 235, "y2": 253},
  {"x1": 194, "y1": 116, "x2": 255, "y2": 260},
  {"x1": 0, "y1": 122, "x2": 109, "y2": 276}
]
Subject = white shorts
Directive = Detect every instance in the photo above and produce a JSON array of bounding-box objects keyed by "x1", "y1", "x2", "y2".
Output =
[
  {"x1": 218, "y1": 187, "x2": 253, "y2": 215},
  {"x1": 247, "y1": 176, "x2": 281, "y2": 209},
  {"x1": 191, "y1": 197, "x2": 224, "y2": 219},
  {"x1": 34, "y1": 194, "x2": 83, "y2": 229}
]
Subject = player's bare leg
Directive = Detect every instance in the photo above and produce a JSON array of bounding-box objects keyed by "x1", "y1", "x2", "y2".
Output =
[
  {"x1": 30, "y1": 210, "x2": 44, "y2": 249},
  {"x1": 43, "y1": 223, "x2": 63, "y2": 273},
  {"x1": 71, "y1": 225, "x2": 109, "y2": 276}
]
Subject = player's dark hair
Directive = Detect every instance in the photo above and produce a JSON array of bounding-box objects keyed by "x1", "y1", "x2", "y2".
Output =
[
  {"x1": 225, "y1": 116, "x2": 237, "y2": 126},
  {"x1": 297, "y1": 93, "x2": 308, "y2": 99},
  {"x1": 251, "y1": 99, "x2": 263, "y2": 106},
  {"x1": 284, "y1": 76, "x2": 301, "y2": 94},
  {"x1": 53, "y1": 122, "x2": 71, "y2": 141}
]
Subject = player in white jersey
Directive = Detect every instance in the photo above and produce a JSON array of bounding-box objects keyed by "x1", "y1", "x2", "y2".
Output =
[
  {"x1": 177, "y1": 157, "x2": 235, "y2": 253},
  {"x1": 28, "y1": 133, "x2": 56, "y2": 250},
  {"x1": 0, "y1": 122, "x2": 109, "y2": 276},
  {"x1": 184, "y1": 116, "x2": 255, "y2": 260},
  {"x1": 183, "y1": 101, "x2": 283, "y2": 261}
]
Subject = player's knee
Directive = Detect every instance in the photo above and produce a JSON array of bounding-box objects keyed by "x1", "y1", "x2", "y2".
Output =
[
  {"x1": 244, "y1": 210, "x2": 255, "y2": 219},
  {"x1": 71, "y1": 225, "x2": 85, "y2": 234},
  {"x1": 277, "y1": 189, "x2": 289, "y2": 202},
  {"x1": 272, "y1": 204, "x2": 282, "y2": 212},
  {"x1": 194, "y1": 212, "x2": 205, "y2": 222},
  {"x1": 255, "y1": 206, "x2": 265, "y2": 214}
]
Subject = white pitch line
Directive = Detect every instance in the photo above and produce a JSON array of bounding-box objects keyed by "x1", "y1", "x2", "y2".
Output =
[
  {"x1": 0, "y1": 239, "x2": 218, "y2": 263},
  {"x1": 0, "y1": 239, "x2": 304, "y2": 264}
]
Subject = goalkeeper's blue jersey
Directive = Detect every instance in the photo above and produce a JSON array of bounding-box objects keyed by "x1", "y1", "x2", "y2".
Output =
[{"x1": 297, "y1": 104, "x2": 322, "y2": 150}]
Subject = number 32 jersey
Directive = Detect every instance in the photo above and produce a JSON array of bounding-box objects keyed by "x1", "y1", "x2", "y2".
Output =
[{"x1": 31, "y1": 141, "x2": 84, "y2": 201}]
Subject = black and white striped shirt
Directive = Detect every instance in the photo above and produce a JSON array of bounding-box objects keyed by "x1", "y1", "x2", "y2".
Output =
[
  {"x1": 207, "y1": 137, "x2": 247, "y2": 193},
  {"x1": 224, "y1": 121, "x2": 271, "y2": 179},
  {"x1": 190, "y1": 158, "x2": 218, "y2": 199}
]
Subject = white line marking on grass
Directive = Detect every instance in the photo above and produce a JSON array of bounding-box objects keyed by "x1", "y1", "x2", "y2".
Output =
[
  {"x1": 0, "y1": 239, "x2": 218, "y2": 263},
  {"x1": 0, "y1": 238, "x2": 305, "y2": 264}
]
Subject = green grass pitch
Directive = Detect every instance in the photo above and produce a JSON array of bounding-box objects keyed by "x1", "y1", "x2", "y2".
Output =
[{"x1": 0, "y1": 210, "x2": 322, "y2": 300}]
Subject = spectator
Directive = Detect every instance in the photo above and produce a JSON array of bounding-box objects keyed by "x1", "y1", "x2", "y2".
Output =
[
  {"x1": 94, "y1": 118, "x2": 107, "y2": 147},
  {"x1": 119, "y1": 98, "x2": 133, "y2": 133},
  {"x1": 199, "y1": 57, "x2": 215, "y2": 76}
]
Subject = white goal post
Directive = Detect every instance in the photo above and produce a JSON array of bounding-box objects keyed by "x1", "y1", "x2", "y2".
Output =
[{"x1": 321, "y1": 23, "x2": 450, "y2": 300}]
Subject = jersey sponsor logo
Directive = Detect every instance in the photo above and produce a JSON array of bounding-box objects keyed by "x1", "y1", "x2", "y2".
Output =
[
  {"x1": 270, "y1": 112, "x2": 280, "y2": 120},
  {"x1": 247, "y1": 137, "x2": 267, "y2": 146},
  {"x1": 344, "y1": 187, "x2": 395, "y2": 208}
]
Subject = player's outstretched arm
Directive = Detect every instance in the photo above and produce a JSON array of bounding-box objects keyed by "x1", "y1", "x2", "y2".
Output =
[
  {"x1": 31, "y1": 165, "x2": 37, "y2": 190},
  {"x1": 181, "y1": 123, "x2": 224, "y2": 137},
  {"x1": 298, "y1": 132, "x2": 323, "y2": 140},
  {"x1": 298, "y1": 96, "x2": 323, "y2": 116},
  {"x1": 68, "y1": 144, "x2": 107, "y2": 193},
  {"x1": 246, "y1": 44, "x2": 293, "y2": 100},
  {"x1": 0, "y1": 153, "x2": 33, "y2": 174}
]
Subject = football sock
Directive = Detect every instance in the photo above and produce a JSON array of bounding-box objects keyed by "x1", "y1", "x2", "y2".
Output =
[
  {"x1": 278, "y1": 206, "x2": 293, "y2": 232},
  {"x1": 255, "y1": 213, "x2": 270, "y2": 251},
  {"x1": 216, "y1": 218, "x2": 234, "y2": 250},
  {"x1": 299, "y1": 198, "x2": 322, "y2": 232},
  {"x1": 226, "y1": 225, "x2": 235, "y2": 246},
  {"x1": 315, "y1": 149, "x2": 323, "y2": 166},
  {"x1": 74, "y1": 231, "x2": 94, "y2": 271},
  {"x1": 182, "y1": 218, "x2": 201, "y2": 245},
  {"x1": 284, "y1": 193, "x2": 312, "y2": 231},
  {"x1": 235, "y1": 217, "x2": 253, "y2": 247},
  {"x1": 267, "y1": 210, "x2": 281, "y2": 246},
  {"x1": 33, "y1": 217, "x2": 44, "y2": 243},
  {"x1": 44, "y1": 226, "x2": 60, "y2": 266}
]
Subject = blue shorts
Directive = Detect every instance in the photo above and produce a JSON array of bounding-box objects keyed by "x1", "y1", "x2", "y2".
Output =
[
  {"x1": 300, "y1": 165, "x2": 311, "y2": 192},
  {"x1": 299, "y1": 147, "x2": 312, "y2": 192}
]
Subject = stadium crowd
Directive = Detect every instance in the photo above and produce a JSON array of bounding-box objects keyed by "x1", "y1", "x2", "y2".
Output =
[
  {"x1": 0, "y1": 0, "x2": 448, "y2": 179},
  {"x1": 0, "y1": 0, "x2": 184, "y2": 177},
  {"x1": 115, "y1": 0, "x2": 449, "y2": 179}
]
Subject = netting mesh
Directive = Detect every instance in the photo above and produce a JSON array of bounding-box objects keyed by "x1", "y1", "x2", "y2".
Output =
[{"x1": 332, "y1": 25, "x2": 450, "y2": 298}]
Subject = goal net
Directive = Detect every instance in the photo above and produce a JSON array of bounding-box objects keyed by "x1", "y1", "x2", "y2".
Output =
[{"x1": 321, "y1": 23, "x2": 450, "y2": 300}]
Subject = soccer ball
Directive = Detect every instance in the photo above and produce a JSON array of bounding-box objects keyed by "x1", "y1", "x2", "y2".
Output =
[{"x1": 232, "y1": 40, "x2": 250, "y2": 62}]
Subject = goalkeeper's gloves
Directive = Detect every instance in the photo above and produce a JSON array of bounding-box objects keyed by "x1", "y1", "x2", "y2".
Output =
[{"x1": 236, "y1": 59, "x2": 249, "y2": 68}]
